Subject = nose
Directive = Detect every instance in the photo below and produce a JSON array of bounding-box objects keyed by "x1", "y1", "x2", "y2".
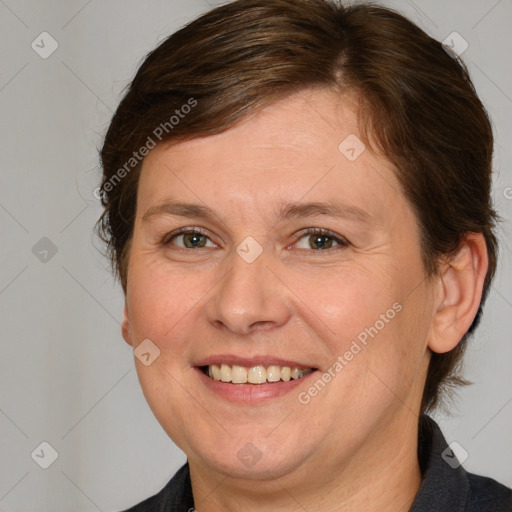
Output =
[{"x1": 205, "y1": 247, "x2": 292, "y2": 335}]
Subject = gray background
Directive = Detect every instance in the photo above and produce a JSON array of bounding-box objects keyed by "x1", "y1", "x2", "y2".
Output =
[{"x1": 0, "y1": 1, "x2": 511, "y2": 511}]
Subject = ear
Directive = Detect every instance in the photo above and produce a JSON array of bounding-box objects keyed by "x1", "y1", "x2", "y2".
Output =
[
  {"x1": 121, "y1": 303, "x2": 134, "y2": 347},
  {"x1": 428, "y1": 233, "x2": 489, "y2": 354}
]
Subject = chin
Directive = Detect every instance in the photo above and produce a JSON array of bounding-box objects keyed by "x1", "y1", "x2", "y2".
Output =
[{"x1": 184, "y1": 429, "x2": 317, "y2": 482}]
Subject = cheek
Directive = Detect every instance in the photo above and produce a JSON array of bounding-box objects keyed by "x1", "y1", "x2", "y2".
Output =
[
  {"x1": 300, "y1": 260, "x2": 429, "y2": 398},
  {"x1": 356, "y1": 287, "x2": 433, "y2": 410},
  {"x1": 126, "y1": 254, "x2": 212, "y2": 341},
  {"x1": 292, "y1": 263, "x2": 402, "y2": 346}
]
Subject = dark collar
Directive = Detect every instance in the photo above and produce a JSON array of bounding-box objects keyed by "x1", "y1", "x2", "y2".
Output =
[
  {"x1": 411, "y1": 414, "x2": 512, "y2": 511},
  {"x1": 410, "y1": 414, "x2": 469, "y2": 511}
]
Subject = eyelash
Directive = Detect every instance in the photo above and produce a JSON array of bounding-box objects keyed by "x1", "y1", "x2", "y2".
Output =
[{"x1": 161, "y1": 227, "x2": 350, "y2": 252}]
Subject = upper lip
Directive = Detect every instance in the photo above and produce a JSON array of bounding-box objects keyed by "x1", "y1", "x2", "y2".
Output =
[{"x1": 195, "y1": 354, "x2": 316, "y2": 369}]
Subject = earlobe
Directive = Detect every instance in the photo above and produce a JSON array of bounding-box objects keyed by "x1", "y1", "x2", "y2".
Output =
[
  {"x1": 428, "y1": 234, "x2": 488, "y2": 354},
  {"x1": 121, "y1": 303, "x2": 133, "y2": 347}
]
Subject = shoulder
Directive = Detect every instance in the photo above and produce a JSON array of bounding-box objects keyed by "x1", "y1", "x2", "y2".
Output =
[
  {"x1": 464, "y1": 472, "x2": 512, "y2": 512},
  {"x1": 411, "y1": 415, "x2": 512, "y2": 512},
  {"x1": 117, "y1": 463, "x2": 194, "y2": 512}
]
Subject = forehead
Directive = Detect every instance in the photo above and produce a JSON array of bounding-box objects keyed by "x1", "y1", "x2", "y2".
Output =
[{"x1": 137, "y1": 88, "x2": 404, "y2": 223}]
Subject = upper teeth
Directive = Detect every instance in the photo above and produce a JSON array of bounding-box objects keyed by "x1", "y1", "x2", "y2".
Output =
[{"x1": 207, "y1": 364, "x2": 312, "y2": 384}]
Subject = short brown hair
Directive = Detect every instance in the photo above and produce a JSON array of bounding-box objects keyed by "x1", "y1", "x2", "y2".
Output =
[{"x1": 96, "y1": 0, "x2": 498, "y2": 413}]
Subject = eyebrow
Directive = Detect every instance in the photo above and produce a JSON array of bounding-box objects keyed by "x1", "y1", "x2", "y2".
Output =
[{"x1": 141, "y1": 200, "x2": 374, "y2": 225}]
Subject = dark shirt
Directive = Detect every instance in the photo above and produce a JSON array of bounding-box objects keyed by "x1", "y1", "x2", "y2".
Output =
[{"x1": 121, "y1": 415, "x2": 512, "y2": 511}]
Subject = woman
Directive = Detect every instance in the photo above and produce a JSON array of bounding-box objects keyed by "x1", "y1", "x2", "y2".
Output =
[{"x1": 96, "y1": 1, "x2": 512, "y2": 510}]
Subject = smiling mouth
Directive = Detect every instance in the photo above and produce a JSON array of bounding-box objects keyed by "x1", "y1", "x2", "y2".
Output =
[{"x1": 200, "y1": 364, "x2": 314, "y2": 384}]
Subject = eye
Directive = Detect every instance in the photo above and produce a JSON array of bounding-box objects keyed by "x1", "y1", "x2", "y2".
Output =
[
  {"x1": 161, "y1": 227, "x2": 349, "y2": 251},
  {"x1": 163, "y1": 228, "x2": 217, "y2": 249},
  {"x1": 294, "y1": 228, "x2": 349, "y2": 251}
]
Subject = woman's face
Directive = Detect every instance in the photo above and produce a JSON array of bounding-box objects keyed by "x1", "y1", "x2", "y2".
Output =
[{"x1": 122, "y1": 88, "x2": 436, "y2": 483}]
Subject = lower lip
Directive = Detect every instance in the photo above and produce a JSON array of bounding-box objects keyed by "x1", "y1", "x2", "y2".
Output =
[{"x1": 195, "y1": 367, "x2": 317, "y2": 405}]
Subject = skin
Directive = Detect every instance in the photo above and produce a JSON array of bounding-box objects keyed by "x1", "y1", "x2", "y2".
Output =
[{"x1": 121, "y1": 88, "x2": 488, "y2": 511}]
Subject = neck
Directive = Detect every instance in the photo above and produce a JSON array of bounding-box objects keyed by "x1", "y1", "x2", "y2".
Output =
[{"x1": 189, "y1": 411, "x2": 422, "y2": 512}]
